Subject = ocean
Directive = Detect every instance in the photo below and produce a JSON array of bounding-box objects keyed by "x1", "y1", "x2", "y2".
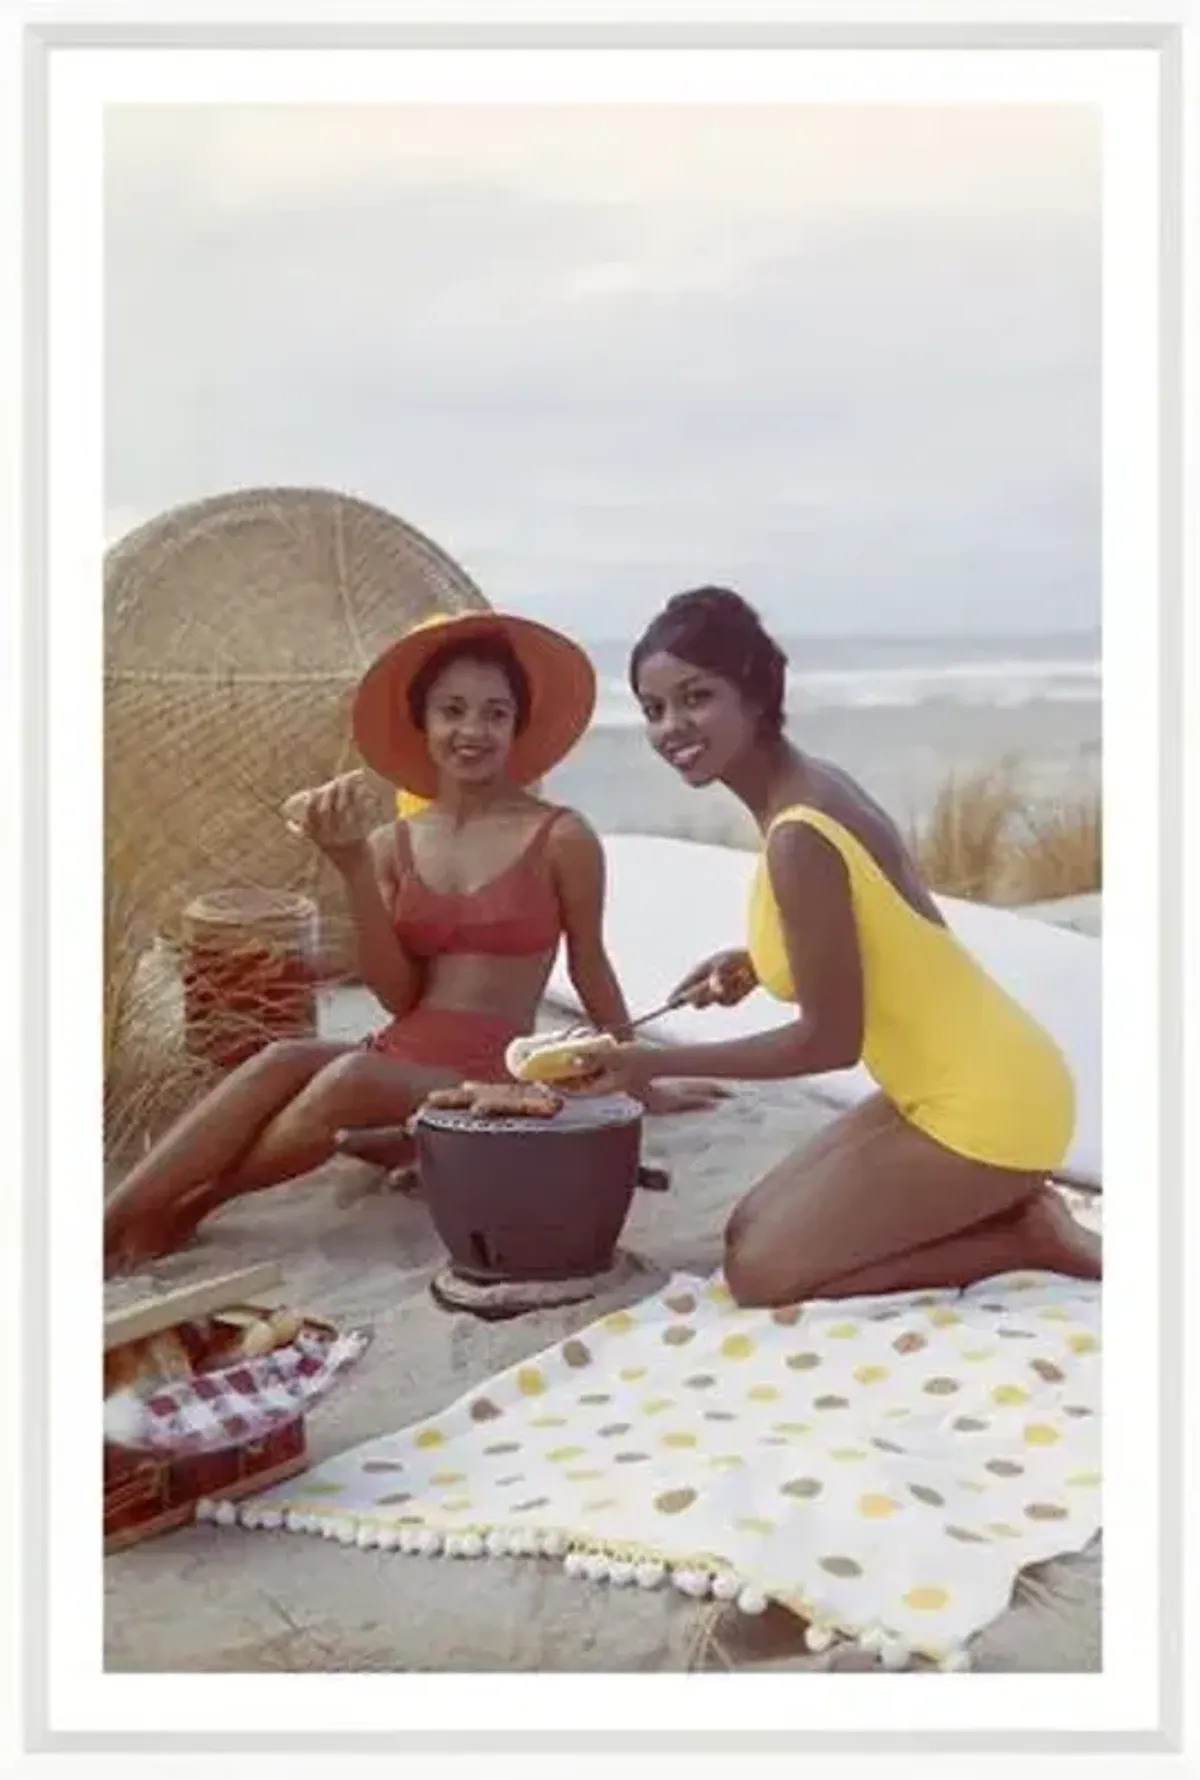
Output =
[{"x1": 545, "y1": 632, "x2": 1101, "y2": 848}]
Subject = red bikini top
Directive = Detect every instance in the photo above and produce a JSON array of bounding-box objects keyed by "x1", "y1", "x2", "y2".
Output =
[{"x1": 388, "y1": 808, "x2": 567, "y2": 959}]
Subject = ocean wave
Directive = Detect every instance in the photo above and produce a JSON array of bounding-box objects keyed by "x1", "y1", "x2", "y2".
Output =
[{"x1": 592, "y1": 658, "x2": 1100, "y2": 729}]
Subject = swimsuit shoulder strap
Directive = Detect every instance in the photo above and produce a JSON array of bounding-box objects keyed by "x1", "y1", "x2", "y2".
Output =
[
  {"x1": 517, "y1": 804, "x2": 574, "y2": 866},
  {"x1": 766, "y1": 803, "x2": 947, "y2": 936},
  {"x1": 764, "y1": 803, "x2": 893, "y2": 901},
  {"x1": 766, "y1": 803, "x2": 863, "y2": 865},
  {"x1": 391, "y1": 818, "x2": 415, "y2": 875}
]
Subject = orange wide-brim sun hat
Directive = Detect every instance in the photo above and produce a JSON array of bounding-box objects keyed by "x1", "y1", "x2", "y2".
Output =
[{"x1": 352, "y1": 610, "x2": 597, "y2": 798}]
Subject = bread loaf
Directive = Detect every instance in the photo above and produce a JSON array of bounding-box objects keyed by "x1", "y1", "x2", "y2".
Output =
[
  {"x1": 282, "y1": 770, "x2": 377, "y2": 843},
  {"x1": 505, "y1": 1029, "x2": 619, "y2": 1085},
  {"x1": 234, "y1": 1307, "x2": 305, "y2": 1358}
]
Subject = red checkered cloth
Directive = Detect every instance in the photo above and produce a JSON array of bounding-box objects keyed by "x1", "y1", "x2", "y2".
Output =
[{"x1": 103, "y1": 1327, "x2": 372, "y2": 1456}]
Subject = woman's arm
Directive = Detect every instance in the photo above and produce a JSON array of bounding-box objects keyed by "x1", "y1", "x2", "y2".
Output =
[
  {"x1": 609, "y1": 823, "x2": 864, "y2": 1084},
  {"x1": 546, "y1": 813, "x2": 634, "y2": 1040},
  {"x1": 332, "y1": 824, "x2": 421, "y2": 1019}
]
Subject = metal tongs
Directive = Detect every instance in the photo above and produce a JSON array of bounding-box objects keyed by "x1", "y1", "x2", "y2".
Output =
[
  {"x1": 544, "y1": 993, "x2": 685, "y2": 1048},
  {"x1": 627, "y1": 995, "x2": 687, "y2": 1034}
]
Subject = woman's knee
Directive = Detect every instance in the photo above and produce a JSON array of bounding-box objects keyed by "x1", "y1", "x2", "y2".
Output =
[
  {"x1": 724, "y1": 1244, "x2": 787, "y2": 1309},
  {"x1": 722, "y1": 1197, "x2": 767, "y2": 1303},
  {"x1": 723, "y1": 1214, "x2": 817, "y2": 1310},
  {"x1": 300, "y1": 1051, "x2": 421, "y2": 1132},
  {"x1": 304, "y1": 1050, "x2": 376, "y2": 1111},
  {"x1": 250, "y1": 1038, "x2": 331, "y2": 1080}
]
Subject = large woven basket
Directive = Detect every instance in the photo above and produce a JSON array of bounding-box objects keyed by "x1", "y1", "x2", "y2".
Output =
[
  {"x1": 104, "y1": 485, "x2": 488, "y2": 1163},
  {"x1": 105, "y1": 486, "x2": 487, "y2": 944}
]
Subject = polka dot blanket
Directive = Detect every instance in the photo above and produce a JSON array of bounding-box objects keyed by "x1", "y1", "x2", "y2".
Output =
[{"x1": 207, "y1": 1260, "x2": 1101, "y2": 1670}]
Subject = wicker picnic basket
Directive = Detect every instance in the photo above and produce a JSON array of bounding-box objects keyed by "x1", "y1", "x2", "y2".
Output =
[{"x1": 102, "y1": 1261, "x2": 366, "y2": 1552}]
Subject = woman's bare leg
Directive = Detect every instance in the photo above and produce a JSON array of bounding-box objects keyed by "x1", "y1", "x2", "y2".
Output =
[
  {"x1": 723, "y1": 1098, "x2": 1101, "y2": 1308},
  {"x1": 104, "y1": 1040, "x2": 353, "y2": 1266},
  {"x1": 218, "y1": 1050, "x2": 452, "y2": 1193},
  {"x1": 777, "y1": 1186, "x2": 1100, "y2": 1300},
  {"x1": 125, "y1": 1051, "x2": 458, "y2": 1262}
]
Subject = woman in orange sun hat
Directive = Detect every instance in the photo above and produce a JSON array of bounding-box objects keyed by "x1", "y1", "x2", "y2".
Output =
[{"x1": 104, "y1": 610, "x2": 722, "y2": 1271}]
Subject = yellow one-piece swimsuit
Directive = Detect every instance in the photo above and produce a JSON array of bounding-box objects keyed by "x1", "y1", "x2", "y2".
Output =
[{"x1": 746, "y1": 805, "x2": 1076, "y2": 1173}]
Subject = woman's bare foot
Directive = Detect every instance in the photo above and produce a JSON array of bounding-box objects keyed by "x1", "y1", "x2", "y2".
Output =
[
  {"x1": 334, "y1": 1125, "x2": 417, "y2": 1171},
  {"x1": 104, "y1": 1194, "x2": 210, "y2": 1275},
  {"x1": 640, "y1": 1080, "x2": 730, "y2": 1116},
  {"x1": 1014, "y1": 1183, "x2": 1102, "y2": 1280}
]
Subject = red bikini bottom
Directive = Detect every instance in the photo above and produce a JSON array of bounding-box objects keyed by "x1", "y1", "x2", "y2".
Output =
[{"x1": 363, "y1": 1005, "x2": 523, "y2": 1083}]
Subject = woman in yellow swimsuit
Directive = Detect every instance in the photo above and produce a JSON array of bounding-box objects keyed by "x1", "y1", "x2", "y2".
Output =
[{"x1": 568, "y1": 587, "x2": 1101, "y2": 1307}]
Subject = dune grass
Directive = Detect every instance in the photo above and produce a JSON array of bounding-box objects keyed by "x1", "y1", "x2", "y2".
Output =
[{"x1": 908, "y1": 760, "x2": 1102, "y2": 905}]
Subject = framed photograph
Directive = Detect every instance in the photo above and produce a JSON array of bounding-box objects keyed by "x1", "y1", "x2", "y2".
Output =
[{"x1": 5, "y1": 5, "x2": 1190, "y2": 1773}]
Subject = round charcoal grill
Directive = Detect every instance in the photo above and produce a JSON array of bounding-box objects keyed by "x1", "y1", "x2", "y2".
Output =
[{"x1": 413, "y1": 1093, "x2": 644, "y2": 1283}]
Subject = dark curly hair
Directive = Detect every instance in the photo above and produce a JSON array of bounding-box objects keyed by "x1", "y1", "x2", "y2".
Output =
[
  {"x1": 628, "y1": 586, "x2": 789, "y2": 734},
  {"x1": 407, "y1": 633, "x2": 533, "y2": 735}
]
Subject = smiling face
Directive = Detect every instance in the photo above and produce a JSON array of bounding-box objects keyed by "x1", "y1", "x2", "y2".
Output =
[
  {"x1": 420, "y1": 655, "x2": 521, "y2": 787},
  {"x1": 634, "y1": 650, "x2": 761, "y2": 786}
]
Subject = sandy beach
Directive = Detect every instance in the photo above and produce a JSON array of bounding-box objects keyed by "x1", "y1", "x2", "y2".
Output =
[{"x1": 103, "y1": 896, "x2": 1101, "y2": 1675}]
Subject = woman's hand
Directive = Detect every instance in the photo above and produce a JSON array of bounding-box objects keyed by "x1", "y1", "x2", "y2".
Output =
[
  {"x1": 283, "y1": 772, "x2": 377, "y2": 867},
  {"x1": 669, "y1": 948, "x2": 758, "y2": 1010},
  {"x1": 561, "y1": 1046, "x2": 730, "y2": 1116},
  {"x1": 558, "y1": 1040, "x2": 656, "y2": 1101}
]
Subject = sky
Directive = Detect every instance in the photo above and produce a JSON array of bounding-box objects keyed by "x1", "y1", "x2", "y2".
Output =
[{"x1": 105, "y1": 103, "x2": 1100, "y2": 641}]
